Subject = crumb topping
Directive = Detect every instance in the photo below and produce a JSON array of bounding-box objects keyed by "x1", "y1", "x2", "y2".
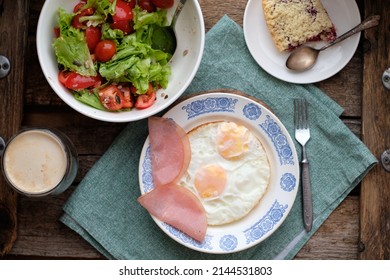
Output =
[{"x1": 262, "y1": 0, "x2": 337, "y2": 51}]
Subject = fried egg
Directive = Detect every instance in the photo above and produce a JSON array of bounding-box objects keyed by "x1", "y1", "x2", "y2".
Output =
[{"x1": 177, "y1": 121, "x2": 271, "y2": 225}]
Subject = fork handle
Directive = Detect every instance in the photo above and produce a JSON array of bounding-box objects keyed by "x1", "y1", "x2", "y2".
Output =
[{"x1": 301, "y1": 161, "x2": 313, "y2": 232}]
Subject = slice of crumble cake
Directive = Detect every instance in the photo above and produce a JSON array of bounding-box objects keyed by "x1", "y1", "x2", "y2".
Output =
[{"x1": 262, "y1": 0, "x2": 337, "y2": 51}]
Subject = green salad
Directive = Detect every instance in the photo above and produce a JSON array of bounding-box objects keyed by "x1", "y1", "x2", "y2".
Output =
[{"x1": 53, "y1": 0, "x2": 174, "y2": 111}]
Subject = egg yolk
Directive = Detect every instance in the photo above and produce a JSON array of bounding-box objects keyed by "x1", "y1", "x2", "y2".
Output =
[
  {"x1": 216, "y1": 122, "x2": 249, "y2": 159},
  {"x1": 194, "y1": 164, "x2": 227, "y2": 199}
]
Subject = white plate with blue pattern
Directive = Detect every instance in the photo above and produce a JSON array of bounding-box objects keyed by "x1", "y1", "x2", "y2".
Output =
[{"x1": 139, "y1": 92, "x2": 299, "y2": 254}]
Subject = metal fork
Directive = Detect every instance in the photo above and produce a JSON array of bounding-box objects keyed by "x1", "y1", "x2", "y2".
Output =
[{"x1": 294, "y1": 99, "x2": 313, "y2": 232}]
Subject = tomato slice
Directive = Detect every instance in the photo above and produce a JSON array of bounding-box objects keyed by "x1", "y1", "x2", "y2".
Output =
[
  {"x1": 73, "y1": 1, "x2": 87, "y2": 13},
  {"x1": 135, "y1": 86, "x2": 156, "y2": 109},
  {"x1": 71, "y1": 14, "x2": 84, "y2": 29},
  {"x1": 128, "y1": 0, "x2": 137, "y2": 9},
  {"x1": 58, "y1": 71, "x2": 101, "y2": 90},
  {"x1": 113, "y1": 0, "x2": 133, "y2": 22},
  {"x1": 110, "y1": 0, "x2": 134, "y2": 34},
  {"x1": 85, "y1": 26, "x2": 101, "y2": 53},
  {"x1": 139, "y1": 0, "x2": 156, "y2": 13},
  {"x1": 98, "y1": 85, "x2": 125, "y2": 111},
  {"x1": 53, "y1": 27, "x2": 60, "y2": 38},
  {"x1": 58, "y1": 71, "x2": 72, "y2": 85},
  {"x1": 151, "y1": 0, "x2": 174, "y2": 9},
  {"x1": 111, "y1": 20, "x2": 134, "y2": 35},
  {"x1": 71, "y1": 7, "x2": 95, "y2": 29},
  {"x1": 95, "y1": 40, "x2": 117, "y2": 62},
  {"x1": 119, "y1": 85, "x2": 134, "y2": 109}
]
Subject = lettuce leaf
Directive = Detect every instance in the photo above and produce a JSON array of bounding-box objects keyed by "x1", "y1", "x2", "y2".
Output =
[
  {"x1": 79, "y1": 0, "x2": 117, "y2": 26},
  {"x1": 133, "y1": 5, "x2": 167, "y2": 30},
  {"x1": 74, "y1": 89, "x2": 105, "y2": 110},
  {"x1": 99, "y1": 38, "x2": 171, "y2": 94},
  {"x1": 98, "y1": 6, "x2": 171, "y2": 94},
  {"x1": 52, "y1": 8, "x2": 97, "y2": 77},
  {"x1": 53, "y1": 1, "x2": 172, "y2": 101}
]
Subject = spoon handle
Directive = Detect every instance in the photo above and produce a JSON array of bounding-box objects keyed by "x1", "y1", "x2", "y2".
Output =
[
  {"x1": 320, "y1": 15, "x2": 381, "y2": 51},
  {"x1": 171, "y1": 0, "x2": 187, "y2": 27}
]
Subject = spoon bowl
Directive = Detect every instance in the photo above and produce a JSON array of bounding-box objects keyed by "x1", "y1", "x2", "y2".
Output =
[
  {"x1": 151, "y1": 0, "x2": 187, "y2": 55},
  {"x1": 151, "y1": 25, "x2": 177, "y2": 54},
  {"x1": 285, "y1": 46, "x2": 320, "y2": 72},
  {"x1": 286, "y1": 15, "x2": 380, "y2": 72}
]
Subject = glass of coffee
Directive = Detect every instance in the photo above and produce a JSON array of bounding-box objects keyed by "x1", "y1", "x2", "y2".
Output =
[{"x1": 0, "y1": 128, "x2": 78, "y2": 197}]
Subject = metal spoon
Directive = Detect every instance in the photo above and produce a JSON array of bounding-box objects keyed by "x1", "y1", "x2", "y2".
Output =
[
  {"x1": 151, "y1": 0, "x2": 187, "y2": 55},
  {"x1": 286, "y1": 15, "x2": 380, "y2": 72}
]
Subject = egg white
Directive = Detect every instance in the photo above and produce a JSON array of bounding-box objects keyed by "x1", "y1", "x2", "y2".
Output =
[{"x1": 177, "y1": 121, "x2": 271, "y2": 226}]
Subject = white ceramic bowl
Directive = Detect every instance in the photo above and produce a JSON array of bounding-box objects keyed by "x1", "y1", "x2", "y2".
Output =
[{"x1": 37, "y1": 0, "x2": 205, "y2": 122}]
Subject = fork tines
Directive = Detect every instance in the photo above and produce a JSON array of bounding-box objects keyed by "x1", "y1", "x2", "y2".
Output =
[{"x1": 294, "y1": 99, "x2": 309, "y2": 130}]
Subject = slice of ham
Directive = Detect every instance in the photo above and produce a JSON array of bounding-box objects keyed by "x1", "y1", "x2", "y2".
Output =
[
  {"x1": 138, "y1": 183, "x2": 207, "y2": 242},
  {"x1": 148, "y1": 117, "x2": 191, "y2": 187}
]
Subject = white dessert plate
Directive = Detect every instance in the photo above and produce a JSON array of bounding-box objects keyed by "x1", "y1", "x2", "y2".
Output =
[
  {"x1": 139, "y1": 92, "x2": 299, "y2": 254},
  {"x1": 243, "y1": 0, "x2": 361, "y2": 84}
]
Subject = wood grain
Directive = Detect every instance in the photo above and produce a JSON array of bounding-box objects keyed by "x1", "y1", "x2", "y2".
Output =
[
  {"x1": 295, "y1": 196, "x2": 360, "y2": 260},
  {"x1": 5, "y1": 190, "x2": 359, "y2": 260},
  {"x1": 0, "y1": 0, "x2": 372, "y2": 260},
  {"x1": 359, "y1": 1, "x2": 390, "y2": 260},
  {"x1": 0, "y1": 0, "x2": 29, "y2": 256}
]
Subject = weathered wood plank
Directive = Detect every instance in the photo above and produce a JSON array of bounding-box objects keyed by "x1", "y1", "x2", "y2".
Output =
[
  {"x1": 0, "y1": 0, "x2": 367, "y2": 260},
  {"x1": 5, "y1": 193, "x2": 359, "y2": 260},
  {"x1": 359, "y1": 1, "x2": 390, "y2": 260},
  {"x1": 0, "y1": 0, "x2": 29, "y2": 256},
  {"x1": 295, "y1": 196, "x2": 360, "y2": 260},
  {"x1": 10, "y1": 185, "x2": 104, "y2": 259}
]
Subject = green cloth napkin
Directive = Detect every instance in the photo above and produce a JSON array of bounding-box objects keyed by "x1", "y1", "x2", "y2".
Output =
[{"x1": 61, "y1": 15, "x2": 377, "y2": 260}]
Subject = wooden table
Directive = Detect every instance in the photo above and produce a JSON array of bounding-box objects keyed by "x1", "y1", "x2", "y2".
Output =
[{"x1": 1, "y1": 0, "x2": 389, "y2": 260}]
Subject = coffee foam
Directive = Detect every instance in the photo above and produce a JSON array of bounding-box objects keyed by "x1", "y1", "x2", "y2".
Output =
[{"x1": 3, "y1": 130, "x2": 68, "y2": 194}]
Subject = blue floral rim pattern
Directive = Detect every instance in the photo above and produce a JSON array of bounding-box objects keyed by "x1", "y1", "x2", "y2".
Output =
[
  {"x1": 259, "y1": 116, "x2": 294, "y2": 165},
  {"x1": 182, "y1": 97, "x2": 238, "y2": 119},
  {"x1": 139, "y1": 93, "x2": 299, "y2": 254},
  {"x1": 244, "y1": 200, "x2": 288, "y2": 244}
]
